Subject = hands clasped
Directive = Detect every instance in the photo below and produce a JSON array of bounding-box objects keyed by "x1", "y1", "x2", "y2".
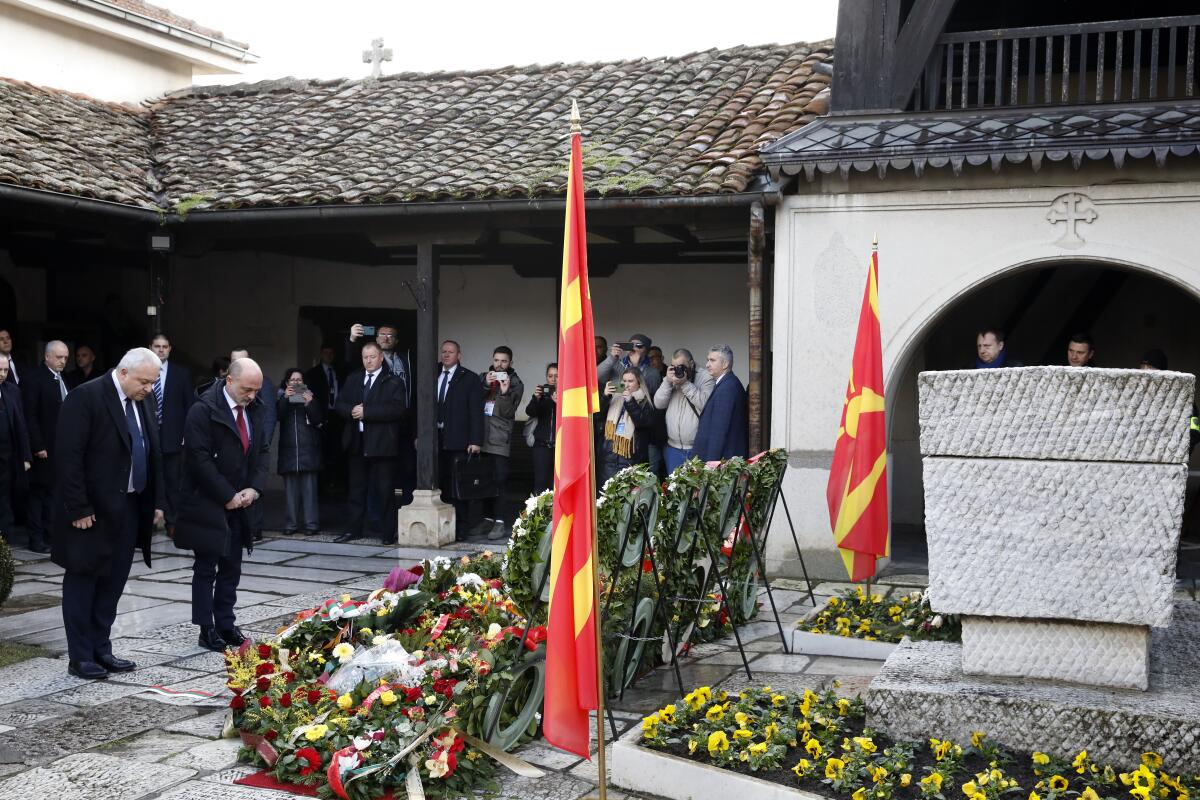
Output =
[{"x1": 225, "y1": 488, "x2": 260, "y2": 510}]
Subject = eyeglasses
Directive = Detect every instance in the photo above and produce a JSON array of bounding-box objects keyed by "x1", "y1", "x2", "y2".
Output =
[
  {"x1": 376, "y1": 333, "x2": 396, "y2": 339},
  {"x1": 633, "y1": 343, "x2": 646, "y2": 349}
]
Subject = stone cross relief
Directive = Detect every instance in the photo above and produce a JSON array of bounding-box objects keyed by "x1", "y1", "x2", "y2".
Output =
[
  {"x1": 363, "y1": 38, "x2": 393, "y2": 79},
  {"x1": 1046, "y1": 192, "x2": 1098, "y2": 249}
]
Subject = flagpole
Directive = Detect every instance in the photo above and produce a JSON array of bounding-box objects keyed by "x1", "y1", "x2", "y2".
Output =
[{"x1": 572, "y1": 98, "x2": 609, "y2": 800}]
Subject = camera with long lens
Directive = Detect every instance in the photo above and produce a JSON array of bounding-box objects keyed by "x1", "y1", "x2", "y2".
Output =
[{"x1": 671, "y1": 365, "x2": 688, "y2": 379}]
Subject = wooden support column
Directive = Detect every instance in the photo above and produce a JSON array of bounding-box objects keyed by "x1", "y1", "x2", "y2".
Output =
[
  {"x1": 747, "y1": 201, "x2": 765, "y2": 455},
  {"x1": 415, "y1": 241, "x2": 439, "y2": 490}
]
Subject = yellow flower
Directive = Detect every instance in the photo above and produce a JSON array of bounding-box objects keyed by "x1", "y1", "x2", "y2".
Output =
[
  {"x1": 660, "y1": 704, "x2": 676, "y2": 724},
  {"x1": 963, "y1": 781, "x2": 979, "y2": 796},
  {"x1": 792, "y1": 759, "x2": 812, "y2": 778},
  {"x1": 869, "y1": 767, "x2": 888, "y2": 783},
  {"x1": 805, "y1": 739, "x2": 823, "y2": 758},
  {"x1": 771, "y1": 694, "x2": 786, "y2": 707},
  {"x1": 825, "y1": 758, "x2": 845, "y2": 780},
  {"x1": 1080, "y1": 789, "x2": 1100, "y2": 800},
  {"x1": 304, "y1": 724, "x2": 329, "y2": 741},
  {"x1": 901, "y1": 774, "x2": 912, "y2": 788},
  {"x1": 733, "y1": 729, "x2": 753, "y2": 741},
  {"x1": 1072, "y1": 751, "x2": 1089, "y2": 773},
  {"x1": 921, "y1": 773, "x2": 944, "y2": 792},
  {"x1": 971, "y1": 731, "x2": 986, "y2": 748},
  {"x1": 705, "y1": 705, "x2": 725, "y2": 722},
  {"x1": 1143, "y1": 754, "x2": 1165, "y2": 771},
  {"x1": 1033, "y1": 752, "x2": 1051, "y2": 766},
  {"x1": 764, "y1": 723, "x2": 780, "y2": 742},
  {"x1": 336, "y1": 693, "x2": 353, "y2": 710},
  {"x1": 331, "y1": 642, "x2": 355, "y2": 660},
  {"x1": 642, "y1": 713, "x2": 660, "y2": 733},
  {"x1": 749, "y1": 742, "x2": 768, "y2": 756},
  {"x1": 734, "y1": 712, "x2": 750, "y2": 727},
  {"x1": 688, "y1": 740, "x2": 698, "y2": 755},
  {"x1": 1048, "y1": 775, "x2": 1069, "y2": 791},
  {"x1": 1134, "y1": 766, "x2": 1157, "y2": 790},
  {"x1": 707, "y1": 730, "x2": 729, "y2": 756},
  {"x1": 1030, "y1": 792, "x2": 1043, "y2": 800},
  {"x1": 853, "y1": 789, "x2": 867, "y2": 800},
  {"x1": 306, "y1": 652, "x2": 325, "y2": 664},
  {"x1": 934, "y1": 740, "x2": 953, "y2": 761},
  {"x1": 837, "y1": 698, "x2": 851, "y2": 716},
  {"x1": 853, "y1": 736, "x2": 877, "y2": 754},
  {"x1": 379, "y1": 690, "x2": 397, "y2": 706}
]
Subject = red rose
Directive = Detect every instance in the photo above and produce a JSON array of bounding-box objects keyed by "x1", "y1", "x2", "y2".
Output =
[
  {"x1": 284, "y1": 671, "x2": 296, "y2": 684},
  {"x1": 230, "y1": 695, "x2": 246, "y2": 710},
  {"x1": 403, "y1": 686, "x2": 423, "y2": 702},
  {"x1": 307, "y1": 690, "x2": 322, "y2": 705},
  {"x1": 409, "y1": 564, "x2": 423, "y2": 576},
  {"x1": 257, "y1": 644, "x2": 272, "y2": 659},
  {"x1": 255, "y1": 662, "x2": 274, "y2": 676},
  {"x1": 264, "y1": 729, "x2": 278, "y2": 741},
  {"x1": 256, "y1": 677, "x2": 270, "y2": 691},
  {"x1": 296, "y1": 747, "x2": 322, "y2": 776},
  {"x1": 279, "y1": 692, "x2": 293, "y2": 708},
  {"x1": 433, "y1": 678, "x2": 457, "y2": 698},
  {"x1": 259, "y1": 696, "x2": 271, "y2": 708}
]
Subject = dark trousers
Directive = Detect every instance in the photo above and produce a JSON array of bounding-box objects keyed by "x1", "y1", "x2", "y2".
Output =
[
  {"x1": 283, "y1": 471, "x2": 320, "y2": 533},
  {"x1": 161, "y1": 451, "x2": 182, "y2": 527},
  {"x1": 346, "y1": 455, "x2": 397, "y2": 539},
  {"x1": 27, "y1": 477, "x2": 52, "y2": 545},
  {"x1": 192, "y1": 513, "x2": 244, "y2": 630},
  {"x1": 0, "y1": 456, "x2": 12, "y2": 535},
  {"x1": 531, "y1": 445, "x2": 554, "y2": 495},
  {"x1": 438, "y1": 441, "x2": 474, "y2": 535},
  {"x1": 62, "y1": 494, "x2": 138, "y2": 663},
  {"x1": 479, "y1": 454, "x2": 511, "y2": 525}
]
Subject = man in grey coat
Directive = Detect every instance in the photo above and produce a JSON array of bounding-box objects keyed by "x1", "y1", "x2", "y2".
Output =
[
  {"x1": 472, "y1": 346, "x2": 523, "y2": 540},
  {"x1": 653, "y1": 348, "x2": 715, "y2": 474}
]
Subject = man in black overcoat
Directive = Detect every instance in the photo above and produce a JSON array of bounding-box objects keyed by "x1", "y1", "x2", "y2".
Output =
[
  {"x1": 434, "y1": 340, "x2": 484, "y2": 539},
  {"x1": 149, "y1": 334, "x2": 194, "y2": 531},
  {"x1": 23, "y1": 339, "x2": 70, "y2": 553},
  {"x1": 174, "y1": 357, "x2": 267, "y2": 652},
  {"x1": 335, "y1": 342, "x2": 407, "y2": 542},
  {"x1": 52, "y1": 347, "x2": 165, "y2": 679},
  {"x1": 0, "y1": 354, "x2": 31, "y2": 540}
]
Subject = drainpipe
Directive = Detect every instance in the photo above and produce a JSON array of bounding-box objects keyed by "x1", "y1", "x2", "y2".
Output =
[{"x1": 747, "y1": 200, "x2": 766, "y2": 454}]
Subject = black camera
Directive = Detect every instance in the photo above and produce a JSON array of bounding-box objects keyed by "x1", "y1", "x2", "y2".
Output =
[
  {"x1": 671, "y1": 365, "x2": 688, "y2": 379},
  {"x1": 541, "y1": 384, "x2": 553, "y2": 394}
]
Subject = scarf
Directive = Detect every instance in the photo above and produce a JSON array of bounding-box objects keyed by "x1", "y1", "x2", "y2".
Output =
[
  {"x1": 975, "y1": 350, "x2": 1008, "y2": 369},
  {"x1": 604, "y1": 388, "x2": 646, "y2": 460}
]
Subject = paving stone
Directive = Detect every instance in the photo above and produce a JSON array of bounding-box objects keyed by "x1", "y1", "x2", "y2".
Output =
[
  {"x1": 150, "y1": 671, "x2": 232, "y2": 707},
  {"x1": 126, "y1": 557, "x2": 196, "y2": 577},
  {"x1": 743, "y1": 637, "x2": 788, "y2": 652},
  {"x1": 167, "y1": 651, "x2": 227, "y2": 674},
  {"x1": 98, "y1": 729, "x2": 210, "y2": 762},
  {"x1": 109, "y1": 603, "x2": 196, "y2": 638},
  {"x1": 566, "y1": 741, "x2": 614, "y2": 784},
  {"x1": 120, "y1": 580, "x2": 275, "y2": 607},
  {"x1": 254, "y1": 539, "x2": 391, "y2": 557},
  {"x1": 725, "y1": 620, "x2": 785, "y2": 643},
  {"x1": 879, "y1": 573, "x2": 929, "y2": 587},
  {"x1": 239, "y1": 562, "x2": 362, "y2": 583},
  {"x1": 4, "y1": 581, "x2": 61, "y2": 598},
  {"x1": 805, "y1": 655, "x2": 885, "y2": 676},
  {"x1": 143, "y1": 603, "x2": 289, "y2": 639},
  {"x1": 198, "y1": 765, "x2": 258, "y2": 784},
  {"x1": 719, "y1": 671, "x2": 830, "y2": 696},
  {"x1": 0, "y1": 658, "x2": 90, "y2": 705},
  {"x1": 55, "y1": 680, "x2": 155, "y2": 707},
  {"x1": 1, "y1": 697, "x2": 197, "y2": 763},
  {"x1": 830, "y1": 674, "x2": 876, "y2": 699},
  {"x1": 509, "y1": 741, "x2": 583, "y2": 770},
  {"x1": 110, "y1": 665, "x2": 210, "y2": 688},
  {"x1": 156, "y1": 780, "x2": 314, "y2": 799},
  {"x1": 221, "y1": 575, "x2": 342, "y2": 596},
  {"x1": 749, "y1": 653, "x2": 813, "y2": 672},
  {"x1": 695, "y1": 651, "x2": 763, "y2": 667},
  {"x1": 0, "y1": 752, "x2": 194, "y2": 799},
  {"x1": 680, "y1": 641, "x2": 729, "y2": 659},
  {"x1": 493, "y1": 768, "x2": 598, "y2": 800},
  {"x1": 129, "y1": 638, "x2": 208, "y2": 657},
  {"x1": 160, "y1": 710, "x2": 228, "y2": 738},
  {"x1": 264, "y1": 589, "x2": 357, "y2": 608},
  {"x1": 138, "y1": 569, "x2": 197, "y2": 582},
  {"x1": 0, "y1": 699, "x2": 74, "y2": 728},
  {"x1": 162, "y1": 737, "x2": 241, "y2": 771},
  {"x1": 12, "y1": 561, "x2": 63, "y2": 577},
  {"x1": 240, "y1": 549, "x2": 304, "y2": 564},
  {"x1": 635, "y1": 663, "x2": 736, "y2": 694},
  {"x1": 283, "y1": 554, "x2": 402, "y2": 572}
]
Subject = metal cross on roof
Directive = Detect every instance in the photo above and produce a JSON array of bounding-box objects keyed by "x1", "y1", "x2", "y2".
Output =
[{"x1": 362, "y1": 38, "x2": 393, "y2": 79}]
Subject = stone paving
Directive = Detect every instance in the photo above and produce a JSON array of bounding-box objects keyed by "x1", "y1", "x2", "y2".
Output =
[{"x1": 0, "y1": 532, "x2": 898, "y2": 800}]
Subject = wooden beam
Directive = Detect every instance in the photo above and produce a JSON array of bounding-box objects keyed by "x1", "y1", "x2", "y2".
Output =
[
  {"x1": 890, "y1": 0, "x2": 960, "y2": 108},
  {"x1": 415, "y1": 241, "x2": 439, "y2": 491},
  {"x1": 832, "y1": 0, "x2": 893, "y2": 111}
]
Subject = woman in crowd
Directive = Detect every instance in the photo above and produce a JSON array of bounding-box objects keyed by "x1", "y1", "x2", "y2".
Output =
[
  {"x1": 524, "y1": 362, "x2": 558, "y2": 494},
  {"x1": 599, "y1": 366, "x2": 656, "y2": 485},
  {"x1": 276, "y1": 367, "x2": 323, "y2": 535}
]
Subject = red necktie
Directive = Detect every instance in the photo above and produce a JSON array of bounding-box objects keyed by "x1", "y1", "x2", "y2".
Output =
[{"x1": 235, "y1": 406, "x2": 249, "y2": 454}]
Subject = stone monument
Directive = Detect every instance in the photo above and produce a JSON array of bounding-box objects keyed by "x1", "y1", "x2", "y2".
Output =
[{"x1": 867, "y1": 366, "x2": 1200, "y2": 769}]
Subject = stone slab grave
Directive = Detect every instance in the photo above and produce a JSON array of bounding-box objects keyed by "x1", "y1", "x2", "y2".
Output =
[{"x1": 868, "y1": 366, "x2": 1200, "y2": 769}]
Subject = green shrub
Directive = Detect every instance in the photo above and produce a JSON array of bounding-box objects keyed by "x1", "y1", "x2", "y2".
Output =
[{"x1": 0, "y1": 537, "x2": 14, "y2": 608}]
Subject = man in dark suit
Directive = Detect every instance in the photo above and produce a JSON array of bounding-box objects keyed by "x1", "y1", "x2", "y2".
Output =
[
  {"x1": 52, "y1": 347, "x2": 165, "y2": 679},
  {"x1": 305, "y1": 344, "x2": 346, "y2": 492},
  {"x1": 174, "y1": 357, "x2": 268, "y2": 652},
  {"x1": 229, "y1": 348, "x2": 274, "y2": 543},
  {"x1": 22, "y1": 340, "x2": 70, "y2": 553},
  {"x1": 64, "y1": 343, "x2": 101, "y2": 390},
  {"x1": 0, "y1": 354, "x2": 31, "y2": 539},
  {"x1": 335, "y1": 342, "x2": 407, "y2": 542},
  {"x1": 435, "y1": 340, "x2": 484, "y2": 539},
  {"x1": 149, "y1": 334, "x2": 194, "y2": 530},
  {"x1": 0, "y1": 329, "x2": 27, "y2": 386},
  {"x1": 692, "y1": 344, "x2": 748, "y2": 463}
]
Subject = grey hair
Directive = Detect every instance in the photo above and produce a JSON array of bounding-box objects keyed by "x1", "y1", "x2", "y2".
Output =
[
  {"x1": 45, "y1": 339, "x2": 68, "y2": 355},
  {"x1": 673, "y1": 348, "x2": 695, "y2": 366},
  {"x1": 228, "y1": 357, "x2": 261, "y2": 379},
  {"x1": 117, "y1": 347, "x2": 162, "y2": 372},
  {"x1": 710, "y1": 344, "x2": 734, "y2": 370}
]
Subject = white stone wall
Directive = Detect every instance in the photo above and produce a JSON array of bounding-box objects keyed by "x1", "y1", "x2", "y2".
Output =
[{"x1": 767, "y1": 171, "x2": 1200, "y2": 577}]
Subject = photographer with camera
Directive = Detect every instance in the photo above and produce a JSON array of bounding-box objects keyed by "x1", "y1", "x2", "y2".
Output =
[
  {"x1": 524, "y1": 363, "x2": 558, "y2": 494},
  {"x1": 653, "y1": 348, "x2": 715, "y2": 473},
  {"x1": 597, "y1": 333, "x2": 662, "y2": 396},
  {"x1": 599, "y1": 367, "x2": 656, "y2": 485},
  {"x1": 473, "y1": 346, "x2": 523, "y2": 540},
  {"x1": 276, "y1": 368, "x2": 323, "y2": 536}
]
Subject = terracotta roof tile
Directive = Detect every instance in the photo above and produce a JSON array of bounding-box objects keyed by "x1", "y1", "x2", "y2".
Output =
[{"x1": 100, "y1": 0, "x2": 249, "y2": 49}]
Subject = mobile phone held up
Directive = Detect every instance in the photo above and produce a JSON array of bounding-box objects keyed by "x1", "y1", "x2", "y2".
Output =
[
  {"x1": 616, "y1": 341, "x2": 635, "y2": 351},
  {"x1": 362, "y1": 325, "x2": 376, "y2": 336}
]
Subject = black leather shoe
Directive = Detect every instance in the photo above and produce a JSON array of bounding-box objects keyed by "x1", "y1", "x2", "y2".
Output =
[
  {"x1": 334, "y1": 531, "x2": 363, "y2": 543},
  {"x1": 198, "y1": 627, "x2": 228, "y2": 652},
  {"x1": 96, "y1": 654, "x2": 137, "y2": 672},
  {"x1": 27, "y1": 538, "x2": 49, "y2": 554},
  {"x1": 68, "y1": 660, "x2": 108, "y2": 680},
  {"x1": 218, "y1": 627, "x2": 245, "y2": 646}
]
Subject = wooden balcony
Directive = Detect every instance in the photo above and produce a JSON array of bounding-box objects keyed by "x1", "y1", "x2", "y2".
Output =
[{"x1": 908, "y1": 15, "x2": 1200, "y2": 111}]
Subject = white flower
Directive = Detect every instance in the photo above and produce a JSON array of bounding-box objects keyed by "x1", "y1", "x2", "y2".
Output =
[
  {"x1": 931, "y1": 615, "x2": 944, "y2": 628},
  {"x1": 456, "y1": 573, "x2": 485, "y2": 589},
  {"x1": 524, "y1": 495, "x2": 540, "y2": 513},
  {"x1": 485, "y1": 623, "x2": 502, "y2": 641},
  {"x1": 337, "y1": 752, "x2": 362, "y2": 772},
  {"x1": 352, "y1": 736, "x2": 374, "y2": 751},
  {"x1": 332, "y1": 642, "x2": 355, "y2": 660},
  {"x1": 901, "y1": 618, "x2": 914, "y2": 627},
  {"x1": 372, "y1": 635, "x2": 390, "y2": 646}
]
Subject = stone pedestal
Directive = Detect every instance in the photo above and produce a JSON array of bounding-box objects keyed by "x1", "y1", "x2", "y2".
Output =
[{"x1": 395, "y1": 489, "x2": 455, "y2": 547}]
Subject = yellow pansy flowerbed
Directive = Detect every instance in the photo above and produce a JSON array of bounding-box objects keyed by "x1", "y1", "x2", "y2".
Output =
[{"x1": 797, "y1": 586, "x2": 962, "y2": 644}]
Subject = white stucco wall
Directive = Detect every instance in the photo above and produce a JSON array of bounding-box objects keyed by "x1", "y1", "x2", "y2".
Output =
[{"x1": 768, "y1": 171, "x2": 1200, "y2": 579}]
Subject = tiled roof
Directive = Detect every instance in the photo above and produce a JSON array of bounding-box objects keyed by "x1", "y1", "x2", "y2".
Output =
[
  {"x1": 100, "y1": 0, "x2": 249, "y2": 50},
  {"x1": 149, "y1": 43, "x2": 831, "y2": 210},
  {"x1": 762, "y1": 103, "x2": 1200, "y2": 179},
  {"x1": 0, "y1": 78, "x2": 157, "y2": 206}
]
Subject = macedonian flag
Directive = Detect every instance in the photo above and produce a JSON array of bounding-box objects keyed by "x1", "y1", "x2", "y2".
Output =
[
  {"x1": 543, "y1": 100, "x2": 601, "y2": 759},
  {"x1": 826, "y1": 246, "x2": 889, "y2": 583}
]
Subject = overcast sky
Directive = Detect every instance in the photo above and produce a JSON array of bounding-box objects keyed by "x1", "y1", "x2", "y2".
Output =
[{"x1": 166, "y1": 0, "x2": 838, "y2": 84}]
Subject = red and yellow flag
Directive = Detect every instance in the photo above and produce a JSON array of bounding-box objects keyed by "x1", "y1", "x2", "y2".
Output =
[
  {"x1": 543, "y1": 100, "x2": 601, "y2": 759},
  {"x1": 826, "y1": 247, "x2": 889, "y2": 582}
]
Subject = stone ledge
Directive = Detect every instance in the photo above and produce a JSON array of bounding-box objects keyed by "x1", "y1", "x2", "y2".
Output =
[
  {"x1": 866, "y1": 629, "x2": 1200, "y2": 770},
  {"x1": 918, "y1": 367, "x2": 1194, "y2": 463},
  {"x1": 925, "y1": 457, "x2": 1183, "y2": 627}
]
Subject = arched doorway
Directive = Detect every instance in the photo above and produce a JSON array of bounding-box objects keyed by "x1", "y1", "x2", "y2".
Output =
[{"x1": 886, "y1": 259, "x2": 1200, "y2": 564}]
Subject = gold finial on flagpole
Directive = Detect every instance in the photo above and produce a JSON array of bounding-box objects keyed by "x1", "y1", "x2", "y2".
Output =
[{"x1": 570, "y1": 99, "x2": 582, "y2": 134}]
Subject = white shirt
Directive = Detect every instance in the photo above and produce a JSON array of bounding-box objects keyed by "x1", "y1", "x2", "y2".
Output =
[
  {"x1": 224, "y1": 386, "x2": 251, "y2": 440},
  {"x1": 360, "y1": 369, "x2": 381, "y2": 431},
  {"x1": 112, "y1": 372, "x2": 143, "y2": 492},
  {"x1": 436, "y1": 364, "x2": 458, "y2": 428},
  {"x1": 158, "y1": 359, "x2": 169, "y2": 391},
  {"x1": 715, "y1": 371, "x2": 728, "y2": 386}
]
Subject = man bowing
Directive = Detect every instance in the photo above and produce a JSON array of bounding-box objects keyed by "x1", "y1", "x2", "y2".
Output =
[{"x1": 53, "y1": 347, "x2": 165, "y2": 680}]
